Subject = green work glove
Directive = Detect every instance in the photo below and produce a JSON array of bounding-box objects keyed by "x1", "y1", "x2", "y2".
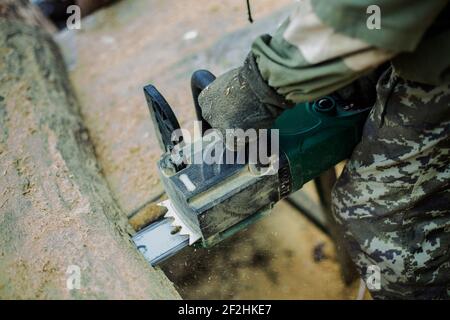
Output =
[{"x1": 198, "y1": 53, "x2": 294, "y2": 134}]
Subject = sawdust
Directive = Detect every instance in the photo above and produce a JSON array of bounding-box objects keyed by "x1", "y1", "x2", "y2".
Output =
[
  {"x1": 161, "y1": 201, "x2": 363, "y2": 299},
  {"x1": 129, "y1": 202, "x2": 167, "y2": 231}
]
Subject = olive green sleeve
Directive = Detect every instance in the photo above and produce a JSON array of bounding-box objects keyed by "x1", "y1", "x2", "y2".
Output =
[
  {"x1": 312, "y1": 0, "x2": 448, "y2": 52},
  {"x1": 251, "y1": 0, "x2": 447, "y2": 102}
]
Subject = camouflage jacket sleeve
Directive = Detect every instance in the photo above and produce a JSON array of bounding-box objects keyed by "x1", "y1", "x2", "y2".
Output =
[{"x1": 252, "y1": 0, "x2": 448, "y2": 103}]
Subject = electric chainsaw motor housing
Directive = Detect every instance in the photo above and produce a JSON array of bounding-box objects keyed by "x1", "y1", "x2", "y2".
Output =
[{"x1": 133, "y1": 70, "x2": 370, "y2": 266}]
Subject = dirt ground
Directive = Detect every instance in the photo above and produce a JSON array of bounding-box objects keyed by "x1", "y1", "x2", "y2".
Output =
[{"x1": 58, "y1": 0, "x2": 368, "y2": 299}]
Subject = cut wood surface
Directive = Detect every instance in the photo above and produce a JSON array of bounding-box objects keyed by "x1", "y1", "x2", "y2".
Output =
[{"x1": 0, "y1": 18, "x2": 179, "y2": 299}]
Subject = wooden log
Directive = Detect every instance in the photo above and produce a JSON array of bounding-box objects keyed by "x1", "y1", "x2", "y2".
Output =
[{"x1": 0, "y1": 17, "x2": 179, "y2": 299}]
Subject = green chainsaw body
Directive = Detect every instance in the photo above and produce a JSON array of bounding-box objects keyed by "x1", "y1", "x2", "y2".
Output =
[
  {"x1": 275, "y1": 96, "x2": 369, "y2": 192},
  {"x1": 199, "y1": 97, "x2": 370, "y2": 247}
]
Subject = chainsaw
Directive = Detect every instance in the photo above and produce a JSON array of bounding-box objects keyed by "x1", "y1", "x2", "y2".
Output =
[{"x1": 133, "y1": 70, "x2": 370, "y2": 266}]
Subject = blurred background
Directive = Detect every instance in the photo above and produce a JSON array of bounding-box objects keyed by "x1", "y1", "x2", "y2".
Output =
[{"x1": 32, "y1": 0, "x2": 367, "y2": 299}]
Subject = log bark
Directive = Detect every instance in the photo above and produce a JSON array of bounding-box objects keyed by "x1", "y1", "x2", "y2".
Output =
[{"x1": 0, "y1": 18, "x2": 179, "y2": 299}]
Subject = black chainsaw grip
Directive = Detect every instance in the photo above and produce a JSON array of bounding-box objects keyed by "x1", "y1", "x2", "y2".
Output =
[{"x1": 191, "y1": 70, "x2": 216, "y2": 134}]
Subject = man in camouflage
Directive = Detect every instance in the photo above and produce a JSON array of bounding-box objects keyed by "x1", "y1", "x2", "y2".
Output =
[{"x1": 199, "y1": 0, "x2": 450, "y2": 299}]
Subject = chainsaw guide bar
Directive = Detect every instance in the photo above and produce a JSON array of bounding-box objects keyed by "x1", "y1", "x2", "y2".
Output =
[{"x1": 132, "y1": 200, "x2": 200, "y2": 266}]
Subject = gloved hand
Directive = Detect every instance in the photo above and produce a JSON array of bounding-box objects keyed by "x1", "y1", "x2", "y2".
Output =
[
  {"x1": 199, "y1": 53, "x2": 385, "y2": 138},
  {"x1": 198, "y1": 53, "x2": 294, "y2": 135}
]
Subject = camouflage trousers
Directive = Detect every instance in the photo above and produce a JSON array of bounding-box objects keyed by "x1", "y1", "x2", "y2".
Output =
[{"x1": 332, "y1": 68, "x2": 450, "y2": 299}]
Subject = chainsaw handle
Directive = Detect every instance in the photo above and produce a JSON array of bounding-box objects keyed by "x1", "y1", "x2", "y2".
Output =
[{"x1": 191, "y1": 70, "x2": 216, "y2": 134}]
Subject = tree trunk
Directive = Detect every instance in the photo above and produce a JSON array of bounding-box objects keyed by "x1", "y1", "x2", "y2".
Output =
[{"x1": 0, "y1": 17, "x2": 179, "y2": 299}]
